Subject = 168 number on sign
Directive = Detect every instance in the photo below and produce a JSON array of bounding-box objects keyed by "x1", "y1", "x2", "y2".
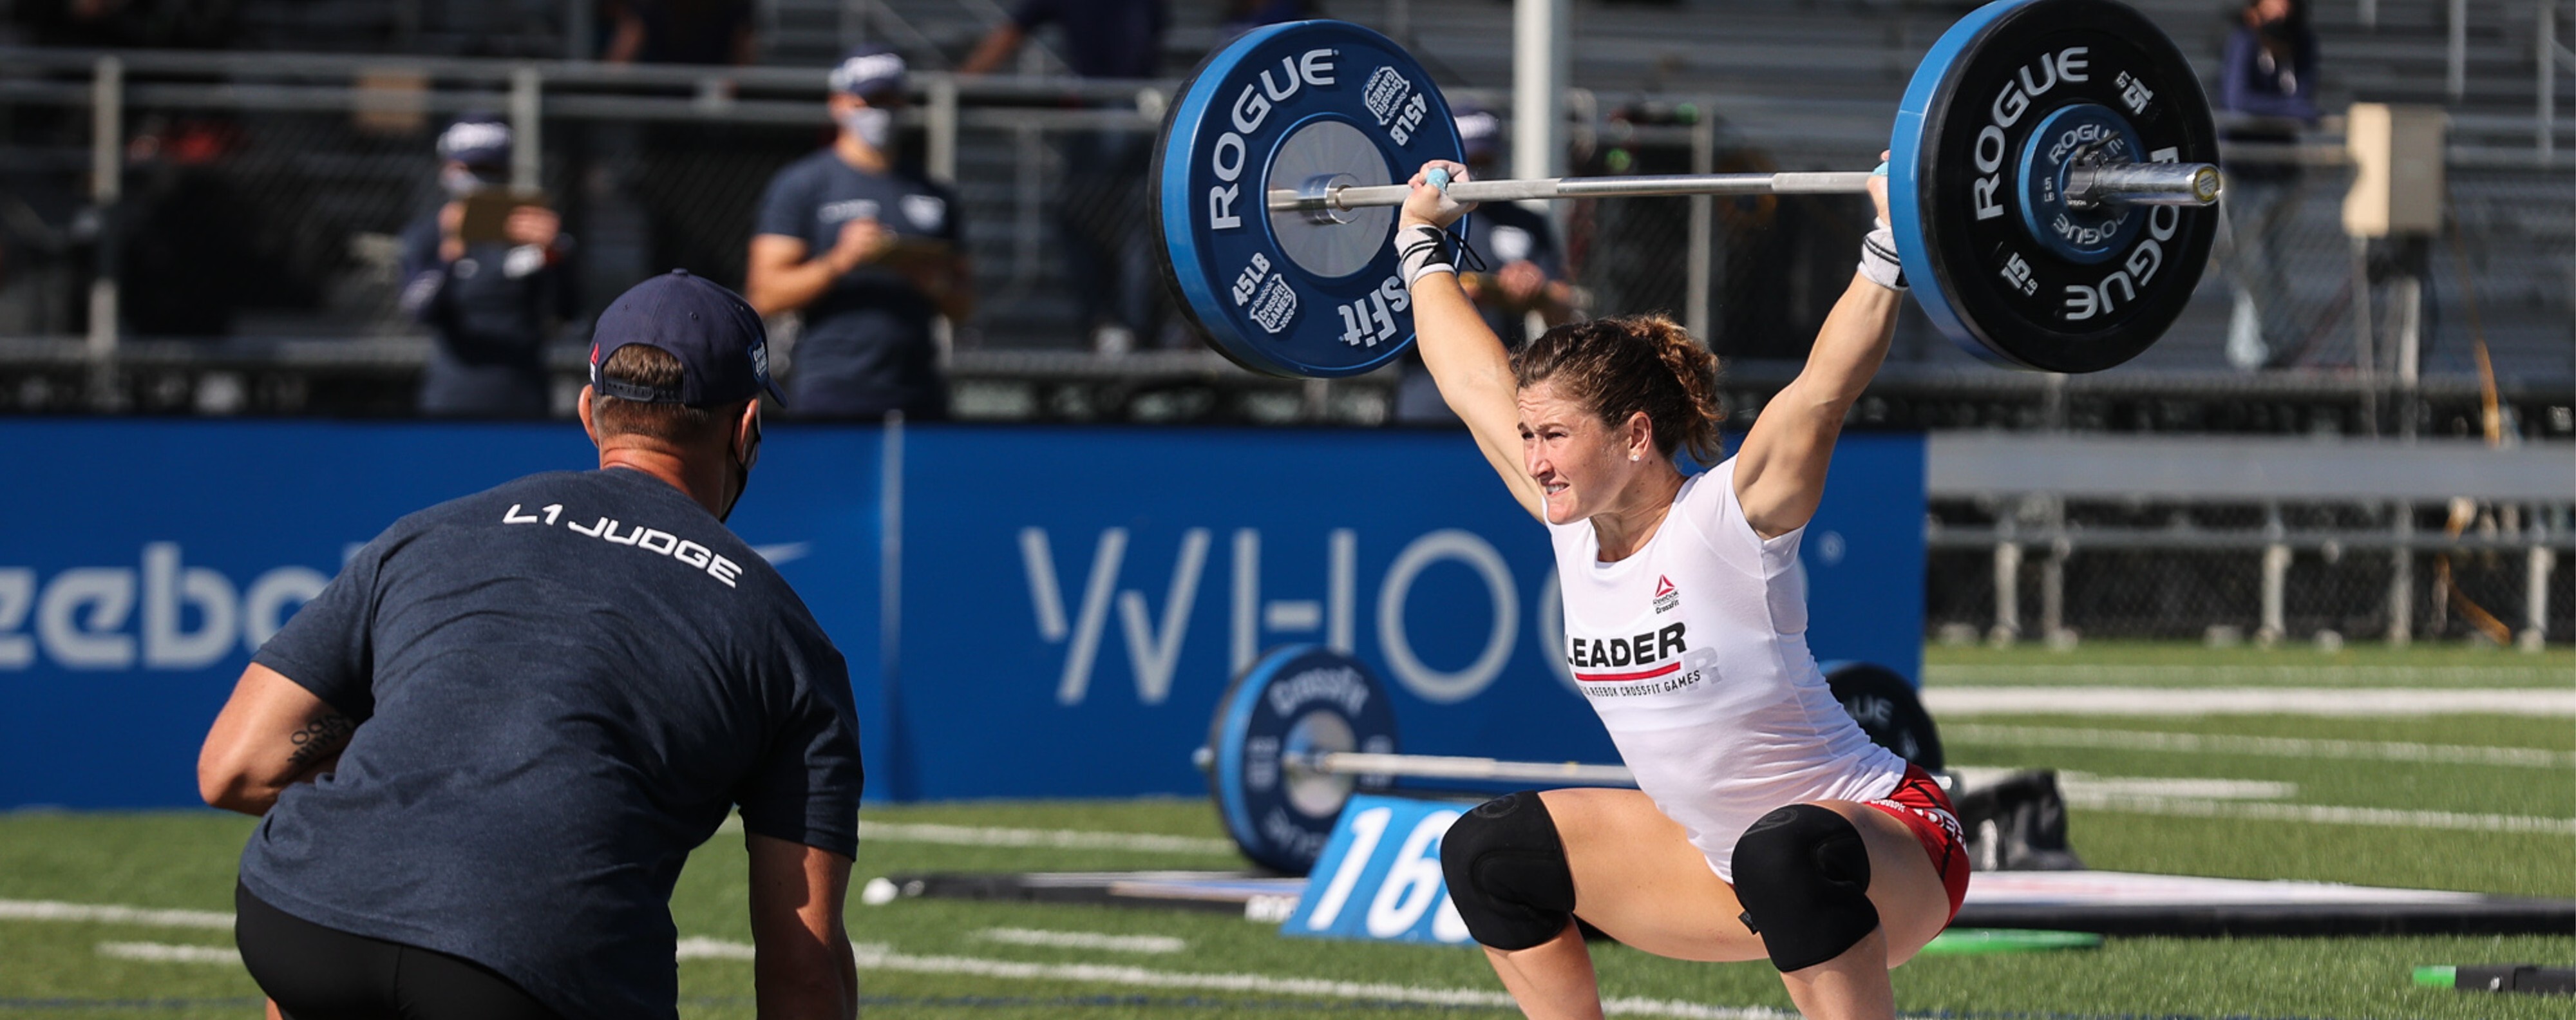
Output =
[{"x1": 1279, "y1": 795, "x2": 1475, "y2": 945}]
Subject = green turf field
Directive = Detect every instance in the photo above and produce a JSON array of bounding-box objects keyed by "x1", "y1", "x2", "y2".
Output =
[{"x1": 3, "y1": 641, "x2": 2570, "y2": 1019}]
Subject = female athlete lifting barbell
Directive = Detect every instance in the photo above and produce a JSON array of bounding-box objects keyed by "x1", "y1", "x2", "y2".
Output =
[{"x1": 1395, "y1": 158, "x2": 1966, "y2": 1020}]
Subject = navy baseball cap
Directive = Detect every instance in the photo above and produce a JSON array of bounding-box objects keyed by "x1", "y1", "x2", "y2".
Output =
[
  {"x1": 436, "y1": 113, "x2": 512, "y2": 168},
  {"x1": 1452, "y1": 100, "x2": 1502, "y2": 163},
  {"x1": 589, "y1": 270, "x2": 785, "y2": 406},
  {"x1": 828, "y1": 44, "x2": 908, "y2": 98}
]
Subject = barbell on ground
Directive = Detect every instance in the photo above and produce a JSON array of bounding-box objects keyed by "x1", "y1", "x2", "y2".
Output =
[
  {"x1": 1197, "y1": 645, "x2": 1944, "y2": 875},
  {"x1": 1153, "y1": 0, "x2": 2222, "y2": 380}
]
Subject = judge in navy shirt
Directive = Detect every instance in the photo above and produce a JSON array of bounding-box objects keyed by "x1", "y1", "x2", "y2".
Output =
[
  {"x1": 748, "y1": 46, "x2": 972, "y2": 418},
  {"x1": 200, "y1": 272, "x2": 864, "y2": 1020}
]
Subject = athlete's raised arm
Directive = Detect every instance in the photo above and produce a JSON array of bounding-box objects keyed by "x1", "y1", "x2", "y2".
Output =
[
  {"x1": 1731, "y1": 155, "x2": 1904, "y2": 538},
  {"x1": 1398, "y1": 160, "x2": 1546, "y2": 520}
]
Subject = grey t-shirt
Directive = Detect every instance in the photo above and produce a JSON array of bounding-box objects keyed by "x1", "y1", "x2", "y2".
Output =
[{"x1": 238, "y1": 467, "x2": 862, "y2": 1020}]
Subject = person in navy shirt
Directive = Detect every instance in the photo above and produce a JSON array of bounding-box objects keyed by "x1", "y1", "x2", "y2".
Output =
[
  {"x1": 961, "y1": 0, "x2": 1165, "y2": 80},
  {"x1": 200, "y1": 272, "x2": 864, "y2": 1020},
  {"x1": 747, "y1": 46, "x2": 972, "y2": 418},
  {"x1": 398, "y1": 114, "x2": 574, "y2": 417},
  {"x1": 2215, "y1": 0, "x2": 2321, "y2": 370},
  {"x1": 961, "y1": 0, "x2": 1169, "y2": 351},
  {"x1": 1396, "y1": 102, "x2": 1574, "y2": 424}
]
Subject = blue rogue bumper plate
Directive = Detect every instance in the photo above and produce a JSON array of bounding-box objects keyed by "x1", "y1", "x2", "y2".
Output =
[{"x1": 1155, "y1": 20, "x2": 1465, "y2": 379}]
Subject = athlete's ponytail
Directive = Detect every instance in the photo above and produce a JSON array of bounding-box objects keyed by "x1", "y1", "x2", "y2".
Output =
[{"x1": 1511, "y1": 314, "x2": 1725, "y2": 464}]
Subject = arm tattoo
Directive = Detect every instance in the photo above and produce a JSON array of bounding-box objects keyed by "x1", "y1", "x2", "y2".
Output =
[{"x1": 285, "y1": 713, "x2": 357, "y2": 772}]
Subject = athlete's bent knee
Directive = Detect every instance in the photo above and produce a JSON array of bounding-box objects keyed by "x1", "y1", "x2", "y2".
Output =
[
  {"x1": 1729, "y1": 804, "x2": 1878, "y2": 972},
  {"x1": 1438, "y1": 791, "x2": 1575, "y2": 951}
]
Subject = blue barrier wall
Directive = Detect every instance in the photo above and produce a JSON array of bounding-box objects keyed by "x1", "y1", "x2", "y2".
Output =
[{"x1": 0, "y1": 420, "x2": 1920, "y2": 809}]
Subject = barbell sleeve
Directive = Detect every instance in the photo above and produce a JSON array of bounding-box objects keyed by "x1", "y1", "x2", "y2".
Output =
[
  {"x1": 1267, "y1": 165, "x2": 2219, "y2": 214},
  {"x1": 1281, "y1": 750, "x2": 1639, "y2": 786},
  {"x1": 2063, "y1": 161, "x2": 2224, "y2": 209}
]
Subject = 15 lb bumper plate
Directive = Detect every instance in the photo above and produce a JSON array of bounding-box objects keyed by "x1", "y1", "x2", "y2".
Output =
[
  {"x1": 1154, "y1": 19, "x2": 1464, "y2": 379},
  {"x1": 1206, "y1": 645, "x2": 1401, "y2": 873},
  {"x1": 1891, "y1": 0, "x2": 2219, "y2": 373}
]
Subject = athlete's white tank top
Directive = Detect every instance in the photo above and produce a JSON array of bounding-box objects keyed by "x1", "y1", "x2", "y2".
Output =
[{"x1": 1545, "y1": 457, "x2": 1906, "y2": 883}]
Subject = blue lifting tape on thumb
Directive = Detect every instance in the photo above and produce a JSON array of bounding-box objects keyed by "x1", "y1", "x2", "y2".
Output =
[
  {"x1": 1426, "y1": 166, "x2": 1452, "y2": 191},
  {"x1": 1873, "y1": 161, "x2": 1889, "y2": 177}
]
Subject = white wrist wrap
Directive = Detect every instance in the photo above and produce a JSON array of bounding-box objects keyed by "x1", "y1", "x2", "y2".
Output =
[
  {"x1": 1857, "y1": 220, "x2": 1906, "y2": 291},
  {"x1": 1394, "y1": 223, "x2": 1455, "y2": 285}
]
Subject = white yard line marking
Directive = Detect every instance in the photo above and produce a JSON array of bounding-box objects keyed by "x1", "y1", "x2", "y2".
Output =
[
  {"x1": 96, "y1": 941, "x2": 238, "y2": 965},
  {"x1": 0, "y1": 900, "x2": 234, "y2": 930},
  {"x1": 1924, "y1": 686, "x2": 2576, "y2": 717},
  {"x1": 857, "y1": 821, "x2": 1236, "y2": 855},
  {"x1": 839, "y1": 941, "x2": 1790, "y2": 1019},
  {"x1": 1948, "y1": 724, "x2": 2576, "y2": 768},
  {"x1": 2062, "y1": 795, "x2": 2576, "y2": 835},
  {"x1": 677, "y1": 936, "x2": 755, "y2": 960},
  {"x1": 976, "y1": 927, "x2": 1186, "y2": 954},
  {"x1": 1952, "y1": 767, "x2": 2297, "y2": 801},
  {"x1": 1924, "y1": 665, "x2": 2571, "y2": 686},
  {"x1": 713, "y1": 815, "x2": 1235, "y2": 855},
  {"x1": 2056, "y1": 773, "x2": 2298, "y2": 800},
  {"x1": 676, "y1": 936, "x2": 1786, "y2": 1017}
]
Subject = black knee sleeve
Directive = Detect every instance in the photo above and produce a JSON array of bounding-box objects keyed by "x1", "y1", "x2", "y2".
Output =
[
  {"x1": 1438, "y1": 791, "x2": 1576, "y2": 950},
  {"x1": 1728, "y1": 804, "x2": 1879, "y2": 972}
]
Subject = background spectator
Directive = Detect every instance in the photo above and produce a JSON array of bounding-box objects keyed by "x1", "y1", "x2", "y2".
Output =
[
  {"x1": 397, "y1": 114, "x2": 573, "y2": 418},
  {"x1": 745, "y1": 47, "x2": 971, "y2": 419},
  {"x1": 1218, "y1": 0, "x2": 1315, "y2": 41},
  {"x1": 118, "y1": 116, "x2": 257, "y2": 338},
  {"x1": 960, "y1": 0, "x2": 1169, "y2": 353},
  {"x1": 2216, "y1": 0, "x2": 2321, "y2": 371},
  {"x1": 602, "y1": 0, "x2": 755, "y2": 67}
]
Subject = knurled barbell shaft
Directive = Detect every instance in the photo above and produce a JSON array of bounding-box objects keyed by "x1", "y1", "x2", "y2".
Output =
[
  {"x1": 1267, "y1": 164, "x2": 2221, "y2": 214},
  {"x1": 1281, "y1": 750, "x2": 1638, "y2": 786}
]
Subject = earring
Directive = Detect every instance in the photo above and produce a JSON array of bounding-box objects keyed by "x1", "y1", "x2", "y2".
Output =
[{"x1": 1629, "y1": 452, "x2": 1640, "y2": 462}]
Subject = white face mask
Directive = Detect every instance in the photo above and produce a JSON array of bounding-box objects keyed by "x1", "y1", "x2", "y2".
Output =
[
  {"x1": 840, "y1": 106, "x2": 894, "y2": 151},
  {"x1": 441, "y1": 165, "x2": 493, "y2": 197}
]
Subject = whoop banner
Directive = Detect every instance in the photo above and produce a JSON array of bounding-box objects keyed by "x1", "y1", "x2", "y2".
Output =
[{"x1": 0, "y1": 421, "x2": 1922, "y2": 809}]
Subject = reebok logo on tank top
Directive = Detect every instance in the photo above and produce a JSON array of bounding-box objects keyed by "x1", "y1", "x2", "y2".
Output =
[{"x1": 1653, "y1": 574, "x2": 1680, "y2": 613}]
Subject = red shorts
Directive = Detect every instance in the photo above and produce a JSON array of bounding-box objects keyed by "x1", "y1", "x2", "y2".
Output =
[{"x1": 1861, "y1": 764, "x2": 1970, "y2": 922}]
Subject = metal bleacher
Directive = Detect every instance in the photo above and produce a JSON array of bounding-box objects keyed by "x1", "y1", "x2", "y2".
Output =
[{"x1": 4, "y1": 0, "x2": 2564, "y2": 423}]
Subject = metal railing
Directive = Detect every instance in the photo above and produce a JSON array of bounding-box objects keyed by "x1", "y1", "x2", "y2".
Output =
[
  {"x1": 1924, "y1": 433, "x2": 2575, "y2": 648},
  {"x1": 1, "y1": 44, "x2": 2569, "y2": 424},
  {"x1": 2546, "y1": 0, "x2": 2576, "y2": 161}
]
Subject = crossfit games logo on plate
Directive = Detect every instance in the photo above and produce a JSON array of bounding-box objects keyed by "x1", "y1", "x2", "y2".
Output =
[
  {"x1": 1361, "y1": 67, "x2": 1410, "y2": 126},
  {"x1": 1360, "y1": 66, "x2": 1430, "y2": 144},
  {"x1": 1247, "y1": 276, "x2": 1298, "y2": 334}
]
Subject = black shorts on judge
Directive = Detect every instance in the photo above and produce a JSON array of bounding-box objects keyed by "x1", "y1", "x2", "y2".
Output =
[{"x1": 234, "y1": 884, "x2": 562, "y2": 1020}]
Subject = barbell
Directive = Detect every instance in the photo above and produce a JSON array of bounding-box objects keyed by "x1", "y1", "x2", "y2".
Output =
[
  {"x1": 1195, "y1": 645, "x2": 1944, "y2": 875},
  {"x1": 1151, "y1": 0, "x2": 2222, "y2": 379}
]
